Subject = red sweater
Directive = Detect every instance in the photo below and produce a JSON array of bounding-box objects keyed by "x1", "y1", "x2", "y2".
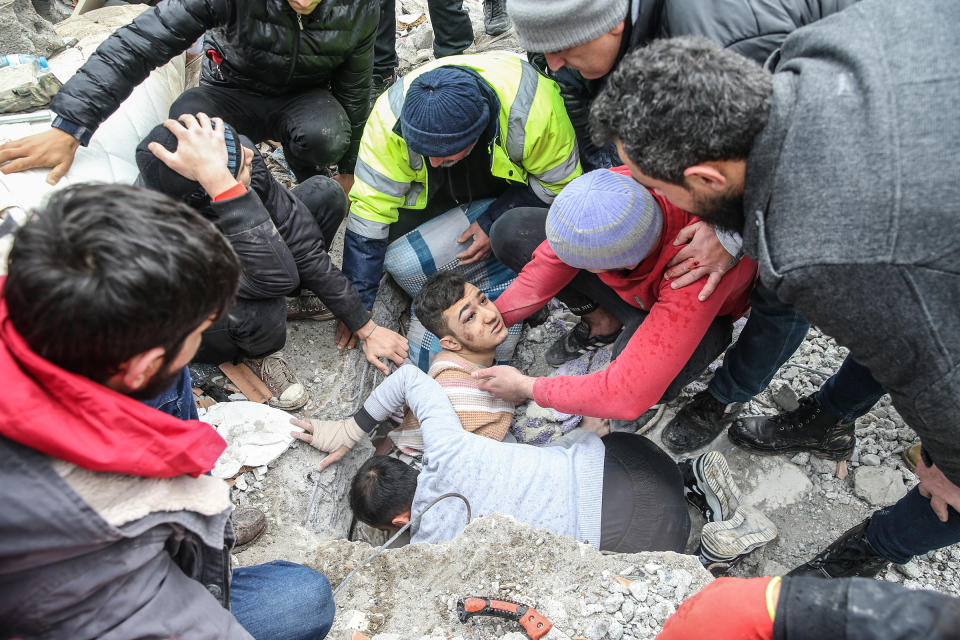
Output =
[
  {"x1": 0, "y1": 279, "x2": 225, "y2": 477},
  {"x1": 494, "y1": 192, "x2": 756, "y2": 419}
]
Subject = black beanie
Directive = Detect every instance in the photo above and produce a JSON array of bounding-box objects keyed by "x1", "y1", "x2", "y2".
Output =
[{"x1": 135, "y1": 121, "x2": 243, "y2": 200}]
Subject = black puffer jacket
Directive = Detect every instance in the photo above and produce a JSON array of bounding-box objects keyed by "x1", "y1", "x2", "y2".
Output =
[
  {"x1": 531, "y1": 0, "x2": 859, "y2": 170},
  {"x1": 51, "y1": 0, "x2": 377, "y2": 171}
]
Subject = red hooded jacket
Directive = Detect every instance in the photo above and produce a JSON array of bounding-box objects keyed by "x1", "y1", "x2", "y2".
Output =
[{"x1": 0, "y1": 278, "x2": 225, "y2": 477}]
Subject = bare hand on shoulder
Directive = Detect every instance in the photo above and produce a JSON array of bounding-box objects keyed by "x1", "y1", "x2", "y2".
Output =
[
  {"x1": 664, "y1": 221, "x2": 736, "y2": 301},
  {"x1": 0, "y1": 127, "x2": 80, "y2": 185},
  {"x1": 473, "y1": 365, "x2": 535, "y2": 405}
]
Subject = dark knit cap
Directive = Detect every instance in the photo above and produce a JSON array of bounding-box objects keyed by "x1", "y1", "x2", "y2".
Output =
[
  {"x1": 135, "y1": 121, "x2": 243, "y2": 200},
  {"x1": 400, "y1": 67, "x2": 490, "y2": 157}
]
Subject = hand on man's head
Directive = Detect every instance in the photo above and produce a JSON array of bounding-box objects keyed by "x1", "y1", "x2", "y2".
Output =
[{"x1": 147, "y1": 113, "x2": 237, "y2": 195}]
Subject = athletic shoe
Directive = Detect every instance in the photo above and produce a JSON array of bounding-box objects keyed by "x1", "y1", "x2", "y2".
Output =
[
  {"x1": 286, "y1": 291, "x2": 335, "y2": 321},
  {"x1": 679, "y1": 450, "x2": 742, "y2": 523},
  {"x1": 610, "y1": 404, "x2": 665, "y2": 435},
  {"x1": 544, "y1": 320, "x2": 619, "y2": 367},
  {"x1": 244, "y1": 352, "x2": 309, "y2": 411},
  {"x1": 728, "y1": 394, "x2": 855, "y2": 460},
  {"x1": 700, "y1": 505, "x2": 778, "y2": 563},
  {"x1": 662, "y1": 390, "x2": 743, "y2": 453},
  {"x1": 483, "y1": 0, "x2": 510, "y2": 35}
]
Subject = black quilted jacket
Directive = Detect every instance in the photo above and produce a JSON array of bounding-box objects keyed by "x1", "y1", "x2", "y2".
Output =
[{"x1": 51, "y1": 0, "x2": 378, "y2": 171}]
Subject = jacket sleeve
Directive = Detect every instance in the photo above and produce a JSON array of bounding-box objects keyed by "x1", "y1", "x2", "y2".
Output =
[
  {"x1": 532, "y1": 258, "x2": 757, "y2": 419},
  {"x1": 494, "y1": 240, "x2": 579, "y2": 326},
  {"x1": 261, "y1": 177, "x2": 371, "y2": 332},
  {"x1": 329, "y1": 14, "x2": 377, "y2": 174},
  {"x1": 344, "y1": 97, "x2": 420, "y2": 308},
  {"x1": 358, "y1": 365, "x2": 467, "y2": 451},
  {"x1": 50, "y1": 0, "x2": 229, "y2": 133},
  {"x1": 520, "y1": 72, "x2": 583, "y2": 203},
  {"x1": 774, "y1": 262, "x2": 960, "y2": 486},
  {"x1": 209, "y1": 189, "x2": 300, "y2": 300},
  {"x1": 774, "y1": 576, "x2": 960, "y2": 640}
]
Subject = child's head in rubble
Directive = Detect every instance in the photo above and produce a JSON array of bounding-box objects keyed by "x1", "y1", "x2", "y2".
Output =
[
  {"x1": 413, "y1": 271, "x2": 508, "y2": 361},
  {"x1": 349, "y1": 456, "x2": 419, "y2": 531}
]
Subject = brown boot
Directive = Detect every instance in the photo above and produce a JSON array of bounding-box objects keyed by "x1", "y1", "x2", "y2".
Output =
[
  {"x1": 232, "y1": 506, "x2": 267, "y2": 547},
  {"x1": 902, "y1": 442, "x2": 922, "y2": 472},
  {"x1": 243, "y1": 352, "x2": 309, "y2": 411}
]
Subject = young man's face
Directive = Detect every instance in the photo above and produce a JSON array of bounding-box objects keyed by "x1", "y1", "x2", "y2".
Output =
[
  {"x1": 440, "y1": 283, "x2": 508, "y2": 352},
  {"x1": 543, "y1": 22, "x2": 625, "y2": 80}
]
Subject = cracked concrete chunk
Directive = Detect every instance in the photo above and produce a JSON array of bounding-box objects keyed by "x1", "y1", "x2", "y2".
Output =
[
  {"x1": 312, "y1": 515, "x2": 711, "y2": 639},
  {"x1": 854, "y1": 466, "x2": 908, "y2": 506}
]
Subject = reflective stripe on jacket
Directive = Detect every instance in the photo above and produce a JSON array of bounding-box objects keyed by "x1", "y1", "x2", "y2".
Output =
[{"x1": 347, "y1": 53, "x2": 581, "y2": 243}]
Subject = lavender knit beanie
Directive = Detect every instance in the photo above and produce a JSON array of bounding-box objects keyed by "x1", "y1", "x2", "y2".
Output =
[
  {"x1": 546, "y1": 170, "x2": 663, "y2": 271},
  {"x1": 507, "y1": 0, "x2": 629, "y2": 52}
]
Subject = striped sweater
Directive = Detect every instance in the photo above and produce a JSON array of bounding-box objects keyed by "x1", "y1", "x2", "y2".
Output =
[{"x1": 391, "y1": 352, "x2": 514, "y2": 451}]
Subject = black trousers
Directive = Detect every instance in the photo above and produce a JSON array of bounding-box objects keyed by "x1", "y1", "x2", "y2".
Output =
[
  {"x1": 491, "y1": 207, "x2": 733, "y2": 405},
  {"x1": 170, "y1": 84, "x2": 352, "y2": 182},
  {"x1": 599, "y1": 433, "x2": 690, "y2": 553},
  {"x1": 193, "y1": 178, "x2": 342, "y2": 364},
  {"x1": 375, "y1": 0, "x2": 474, "y2": 73}
]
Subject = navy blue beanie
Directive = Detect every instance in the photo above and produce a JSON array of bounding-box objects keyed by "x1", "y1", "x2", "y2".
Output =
[
  {"x1": 136, "y1": 121, "x2": 243, "y2": 200},
  {"x1": 400, "y1": 67, "x2": 491, "y2": 157}
]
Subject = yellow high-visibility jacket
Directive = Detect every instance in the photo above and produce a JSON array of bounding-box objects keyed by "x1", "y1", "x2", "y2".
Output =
[{"x1": 347, "y1": 53, "x2": 581, "y2": 241}]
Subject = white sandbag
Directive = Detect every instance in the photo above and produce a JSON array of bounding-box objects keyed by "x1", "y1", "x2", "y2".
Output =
[{"x1": 201, "y1": 401, "x2": 305, "y2": 479}]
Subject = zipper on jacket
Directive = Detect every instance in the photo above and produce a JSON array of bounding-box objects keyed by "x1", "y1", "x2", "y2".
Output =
[{"x1": 287, "y1": 10, "x2": 302, "y2": 86}]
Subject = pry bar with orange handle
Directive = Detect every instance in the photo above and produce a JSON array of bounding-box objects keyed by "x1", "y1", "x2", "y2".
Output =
[{"x1": 456, "y1": 596, "x2": 553, "y2": 640}]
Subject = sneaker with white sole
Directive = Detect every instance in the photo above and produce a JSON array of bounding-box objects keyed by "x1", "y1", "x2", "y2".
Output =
[
  {"x1": 286, "y1": 291, "x2": 335, "y2": 321},
  {"x1": 243, "y1": 352, "x2": 309, "y2": 411},
  {"x1": 679, "y1": 450, "x2": 742, "y2": 523},
  {"x1": 700, "y1": 505, "x2": 778, "y2": 563}
]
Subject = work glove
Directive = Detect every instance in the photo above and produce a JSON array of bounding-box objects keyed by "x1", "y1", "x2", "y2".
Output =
[
  {"x1": 290, "y1": 416, "x2": 366, "y2": 456},
  {"x1": 656, "y1": 577, "x2": 777, "y2": 640}
]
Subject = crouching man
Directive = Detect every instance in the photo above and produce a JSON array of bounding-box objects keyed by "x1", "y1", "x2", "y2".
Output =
[{"x1": 0, "y1": 184, "x2": 333, "y2": 639}]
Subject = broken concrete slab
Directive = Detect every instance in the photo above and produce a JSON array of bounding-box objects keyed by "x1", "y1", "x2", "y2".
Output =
[
  {"x1": 310, "y1": 514, "x2": 712, "y2": 639},
  {"x1": 0, "y1": 0, "x2": 64, "y2": 58},
  {"x1": 854, "y1": 466, "x2": 908, "y2": 506}
]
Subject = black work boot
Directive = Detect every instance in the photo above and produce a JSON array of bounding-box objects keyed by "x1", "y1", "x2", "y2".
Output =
[
  {"x1": 483, "y1": 0, "x2": 510, "y2": 35},
  {"x1": 661, "y1": 391, "x2": 743, "y2": 453},
  {"x1": 728, "y1": 394, "x2": 855, "y2": 460},
  {"x1": 788, "y1": 518, "x2": 889, "y2": 578}
]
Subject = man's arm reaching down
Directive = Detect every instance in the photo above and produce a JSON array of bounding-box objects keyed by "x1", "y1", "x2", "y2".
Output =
[{"x1": 290, "y1": 366, "x2": 465, "y2": 469}]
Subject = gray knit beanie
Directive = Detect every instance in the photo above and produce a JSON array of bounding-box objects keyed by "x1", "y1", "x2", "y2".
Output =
[
  {"x1": 546, "y1": 169, "x2": 662, "y2": 271},
  {"x1": 507, "y1": 0, "x2": 629, "y2": 52}
]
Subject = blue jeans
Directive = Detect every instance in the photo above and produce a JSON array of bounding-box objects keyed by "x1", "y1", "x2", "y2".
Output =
[
  {"x1": 231, "y1": 561, "x2": 335, "y2": 639},
  {"x1": 867, "y1": 487, "x2": 960, "y2": 564},
  {"x1": 142, "y1": 366, "x2": 198, "y2": 421},
  {"x1": 817, "y1": 355, "x2": 885, "y2": 421},
  {"x1": 709, "y1": 283, "x2": 811, "y2": 404}
]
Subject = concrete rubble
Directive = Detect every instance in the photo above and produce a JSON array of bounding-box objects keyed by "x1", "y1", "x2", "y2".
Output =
[{"x1": 311, "y1": 514, "x2": 712, "y2": 640}]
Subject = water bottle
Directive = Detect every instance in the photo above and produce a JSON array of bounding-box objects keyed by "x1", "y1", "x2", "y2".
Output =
[{"x1": 0, "y1": 54, "x2": 49, "y2": 70}]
